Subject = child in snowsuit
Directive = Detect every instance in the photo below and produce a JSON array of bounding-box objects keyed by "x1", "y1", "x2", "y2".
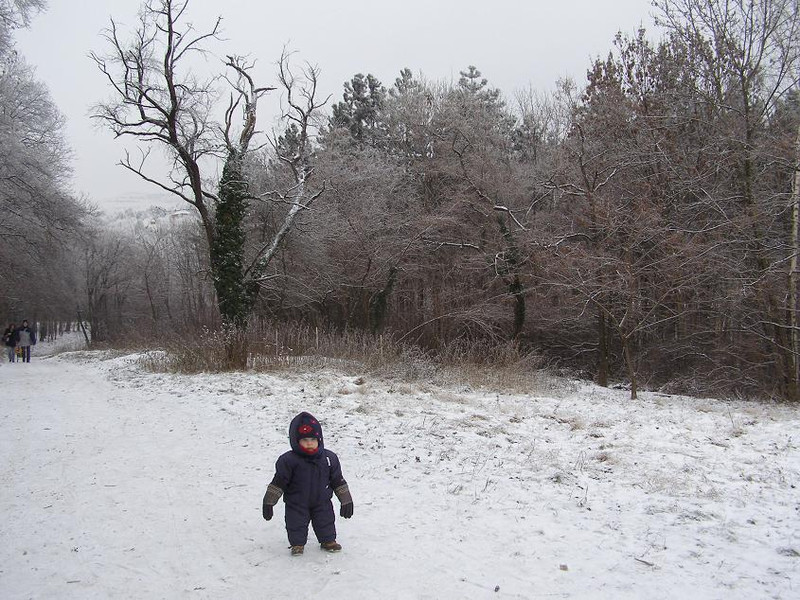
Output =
[{"x1": 262, "y1": 412, "x2": 353, "y2": 555}]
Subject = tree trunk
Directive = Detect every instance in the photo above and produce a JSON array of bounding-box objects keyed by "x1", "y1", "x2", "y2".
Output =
[
  {"x1": 210, "y1": 151, "x2": 253, "y2": 333},
  {"x1": 499, "y1": 219, "x2": 526, "y2": 340},
  {"x1": 510, "y1": 274, "x2": 526, "y2": 340},
  {"x1": 597, "y1": 310, "x2": 609, "y2": 387},
  {"x1": 790, "y1": 121, "x2": 800, "y2": 399},
  {"x1": 369, "y1": 266, "x2": 398, "y2": 334},
  {"x1": 621, "y1": 335, "x2": 637, "y2": 400}
]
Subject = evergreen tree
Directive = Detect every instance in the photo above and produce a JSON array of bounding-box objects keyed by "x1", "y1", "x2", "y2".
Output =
[{"x1": 330, "y1": 73, "x2": 387, "y2": 145}]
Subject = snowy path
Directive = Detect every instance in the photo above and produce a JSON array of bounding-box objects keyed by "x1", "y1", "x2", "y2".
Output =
[{"x1": 1, "y1": 353, "x2": 799, "y2": 599}]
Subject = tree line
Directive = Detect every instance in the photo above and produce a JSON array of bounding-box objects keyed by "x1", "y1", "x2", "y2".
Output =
[
  {"x1": 0, "y1": 0, "x2": 87, "y2": 330},
  {"x1": 4, "y1": 0, "x2": 800, "y2": 400}
]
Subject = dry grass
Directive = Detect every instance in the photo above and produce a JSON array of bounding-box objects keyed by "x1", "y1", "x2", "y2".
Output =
[{"x1": 137, "y1": 323, "x2": 565, "y2": 395}]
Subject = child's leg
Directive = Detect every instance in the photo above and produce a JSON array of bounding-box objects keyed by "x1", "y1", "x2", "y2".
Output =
[
  {"x1": 310, "y1": 500, "x2": 337, "y2": 543},
  {"x1": 284, "y1": 503, "x2": 311, "y2": 546}
]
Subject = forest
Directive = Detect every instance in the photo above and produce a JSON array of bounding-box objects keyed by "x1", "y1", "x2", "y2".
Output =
[{"x1": 2, "y1": 0, "x2": 799, "y2": 401}]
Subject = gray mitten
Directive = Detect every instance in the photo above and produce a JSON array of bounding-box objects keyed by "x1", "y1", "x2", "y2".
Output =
[
  {"x1": 262, "y1": 482, "x2": 283, "y2": 521},
  {"x1": 334, "y1": 483, "x2": 353, "y2": 519}
]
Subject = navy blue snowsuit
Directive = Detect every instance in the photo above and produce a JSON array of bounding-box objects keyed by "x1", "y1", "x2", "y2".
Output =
[{"x1": 268, "y1": 412, "x2": 347, "y2": 546}]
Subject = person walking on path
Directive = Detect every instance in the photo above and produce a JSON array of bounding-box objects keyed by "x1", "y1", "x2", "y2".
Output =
[
  {"x1": 15, "y1": 320, "x2": 36, "y2": 363},
  {"x1": 3, "y1": 323, "x2": 18, "y2": 362}
]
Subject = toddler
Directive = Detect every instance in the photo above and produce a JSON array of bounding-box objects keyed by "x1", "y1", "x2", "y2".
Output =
[{"x1": 262, "y1": 412, "x2": 353, "y2": 555}]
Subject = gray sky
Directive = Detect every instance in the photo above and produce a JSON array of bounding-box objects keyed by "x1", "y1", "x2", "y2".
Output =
[{"x1": 16, "y1": 0, "x2": 656, "y2": 213}]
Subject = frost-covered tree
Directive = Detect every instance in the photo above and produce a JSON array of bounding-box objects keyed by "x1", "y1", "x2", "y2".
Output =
[
  {"x1": 330, "y1": 73, "x2": 387, "y2": 146},
  {"x1": 0, "y1": 0, "x2": 86, "y2": 323},
  {"x1": 0, "y1": 0, "x2": 45, "y2": 57}
]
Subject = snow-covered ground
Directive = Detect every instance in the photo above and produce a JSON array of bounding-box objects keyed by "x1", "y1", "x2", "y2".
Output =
[{"x1": 1, "y1": 343, "x2": 798, "y2": 599}]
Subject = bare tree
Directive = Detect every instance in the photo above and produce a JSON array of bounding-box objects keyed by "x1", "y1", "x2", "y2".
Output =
[
  {"x1": 91, "y1": 1, "x2": 326, "y2": 345},
  {"x1": 248, "y1": 51, "x2": 327, "y2": 277},
  {"x1": 791, "y1": 110, "x2": 800, "y2": 386},
  {"x1": 654, "y1": 0, "x2": 800, "y2": 398},
  {"x1": 90, "y1": 0, "x2": 222, "y2": 249},
  {"x1": 79, "y1": 226, "x2": 136, "y2": 343}
]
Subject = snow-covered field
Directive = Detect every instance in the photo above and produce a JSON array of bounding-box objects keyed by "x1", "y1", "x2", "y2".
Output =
[{"x1": 1, "y1": 343, "x2": 798, "y2": 599}]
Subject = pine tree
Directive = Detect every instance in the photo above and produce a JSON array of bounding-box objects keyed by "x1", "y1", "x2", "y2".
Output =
[{"x1": 330, "y1": 73, "x2": 387, "y2": 145}]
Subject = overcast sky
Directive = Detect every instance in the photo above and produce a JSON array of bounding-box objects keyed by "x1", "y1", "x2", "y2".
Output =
[{"x1": 16, "y1": 0, "x2": 657, "y2": 213}]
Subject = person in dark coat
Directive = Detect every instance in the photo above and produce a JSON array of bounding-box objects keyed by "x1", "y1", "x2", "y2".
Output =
[
  {"x1": 15, "y1": 320, "x2": 36, "y2": 363},
  {"x1": 2, "y1": 323, "x2": 18, "y2": 362},
  {"x1": 262, "y1": 411, "x2": 353, "y2": 555}
]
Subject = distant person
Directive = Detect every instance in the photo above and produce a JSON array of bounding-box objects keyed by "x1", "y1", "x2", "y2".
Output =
[
  {"x1": 15, "y1": 320, "x2": 36, "y2": 363},
  {"x1": 262, "y1": 411, "x2": 354, "y2": 556},
  {"x1": 2, "y1": 323, "x2": 18, "y2": 362}
]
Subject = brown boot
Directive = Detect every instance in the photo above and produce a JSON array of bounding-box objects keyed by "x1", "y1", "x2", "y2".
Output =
[
  {"x1": 320, "y1": 541, "x2": 342, "y2": 552},
  {"x1": 290, "y1": 545, "x2": 304, "y2": 556}
]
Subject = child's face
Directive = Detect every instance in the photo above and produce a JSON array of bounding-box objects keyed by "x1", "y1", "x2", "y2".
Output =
[{"x1": 299, "y1": 437, "x2": 318, "y2": 451}]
